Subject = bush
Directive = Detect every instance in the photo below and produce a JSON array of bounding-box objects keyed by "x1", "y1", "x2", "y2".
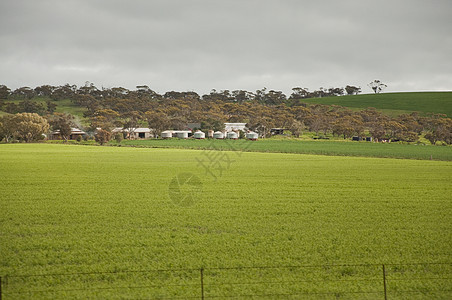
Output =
[
  {"x1": 95, "y1": 129, "x2": 112, "y2": 145},
  {"x1": 115, "y1": 133, "x2": 123, "y2": 144}
]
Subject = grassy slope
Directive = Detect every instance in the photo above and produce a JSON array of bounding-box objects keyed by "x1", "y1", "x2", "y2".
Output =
[
  {"x1": 1, "y1": 97, "x2": 87, "y2": 121},
  {"x1": 1, "y1": 144, "x2": 451, "y2": 298},
  {"x1": 112, "y1": 138, "x2": 452, "y2": 161},
  {"x1": 298, "y1": 92, "x2": 452, "y2": 117}
]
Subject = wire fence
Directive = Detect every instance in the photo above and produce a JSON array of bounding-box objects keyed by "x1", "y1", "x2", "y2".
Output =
[{"x1": 1, "y1": 263, "x2": 451, "y2": 299}]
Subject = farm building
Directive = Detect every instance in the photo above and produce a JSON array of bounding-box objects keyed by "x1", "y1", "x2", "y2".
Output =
[
  {"x1": 270, "y1": 128, "x2": 286, "y2": 135},
  {"x1": 160, "y1": 130, "x2": 192, "y2": 138},
  {"x1": 49, "y1": 128, "x2": 87, "y2": 140},
  {"x1": 213, "y1": 131, "x2": 225, "y2": 139},
  {"x1": 112, "y1": 128, "x2": 153, "y2": 139},
  {"x1": 224, "y1": 123, "x2": 247, "y2": 132},
  {"x1": 227, "y1": 131, "x2": 238, "y2": 139},
  {"x1": 246, "y1": 131, "x2": 258, "y2": 140},
  {"x1": 193, "y1": 130, "x2": 206, "y2": 139},
  {"x1": 161, "y1": 131, "x2": 172, "y2": 139},
  {"x1": 176, "y1": 131, "x2": 189, "y2": 139}
]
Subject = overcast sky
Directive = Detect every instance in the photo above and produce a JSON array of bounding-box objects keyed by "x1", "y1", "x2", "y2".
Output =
[{"x1": 1, "y1": 0, "x2": 451, "y2": 95}]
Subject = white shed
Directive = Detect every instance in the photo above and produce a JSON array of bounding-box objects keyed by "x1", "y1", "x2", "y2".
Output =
[
  {"x1": 213, "y1": 131, "x2": 224, "y2": 139},
  {"x1": 132, "y1": 128, "x2": 152, "y2": 139},
  {"x1": 246, "y1": 131, "x2": 258, "y2": 140},
  {"x1": 176, "y1": 131, "x2": 189, "y2": 139},
  {"x1": 161, "y1": 131, "x2": 173, "y2": 139},
  {"x1": 193, "y1": 131, "x2": 205, "y2": 139},
  {"x1": 227, "y1": 131, "x2": 238, "y2": 139}
]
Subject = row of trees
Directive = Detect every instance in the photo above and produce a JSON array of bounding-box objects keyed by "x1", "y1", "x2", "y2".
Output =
[{"x1": 0, "y1": 82, "x2": 364, "y2": 107}]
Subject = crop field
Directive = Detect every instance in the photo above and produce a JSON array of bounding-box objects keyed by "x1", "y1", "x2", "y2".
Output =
[
  {"x1": 0, "y1": 144, "x2": 451, "y2": 299},
  {"x1": 114, "y1": 138, "x2": 452, "y2": 161},
  {"x1": 298, "y1": 92, "x2": 452, "y2": 117}
]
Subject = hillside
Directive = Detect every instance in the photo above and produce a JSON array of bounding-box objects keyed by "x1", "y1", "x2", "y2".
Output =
[
  {"x1": 2, "y1": 92, "x2": 451, "y2": 119},
  {"x1": 298, "y1": 92, "x2": 452, "y2": 117},
  {"x1": 0, "y1": 96, "x2": 88, "y2": 123}
]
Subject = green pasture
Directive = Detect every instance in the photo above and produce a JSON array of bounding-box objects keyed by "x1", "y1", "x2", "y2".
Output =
[
  {"x1": 298, "y1": 92, "x2": 452, "y2": 117},
  {"x1": 114, "y1": 138, "x2": 452, "y2": 161},
  {"x1": 0, "y1": 144, "x2": 451, "y2": 298}
]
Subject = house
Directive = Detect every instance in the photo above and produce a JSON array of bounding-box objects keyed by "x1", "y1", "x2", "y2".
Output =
[{"x1": 50, "y1": 128, "x2": 87, "y2": 140}]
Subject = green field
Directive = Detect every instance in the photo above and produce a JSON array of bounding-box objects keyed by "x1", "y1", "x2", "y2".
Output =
[
  {"x1": 113, "y1": 138, "x2": 452, "y2": 161},
  {"x1": 298, "y1": 92, "x2": 452, "y2": 117},
  {"x1": 1, "y1": 144, "x2": 451, "y2": 298}
]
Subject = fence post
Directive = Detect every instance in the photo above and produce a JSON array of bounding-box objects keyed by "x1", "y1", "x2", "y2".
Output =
[
  {"x1": 200, "y1": 268, "x2": 204, "y2": 300},
  {"x1": 382, "y1": 264, "x2": 387, "y2": 300}
]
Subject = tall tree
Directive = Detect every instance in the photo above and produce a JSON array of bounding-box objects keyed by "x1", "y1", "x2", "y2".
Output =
[
  {"x1": 289, "y1": 87, "x2": 310, "y2": 99},
  {"x1": 11, "y1": 87, "x2": 35, "y2": 99},
  {"x1": 13, "y1": 113, "x2": 50, "y2": 142},
  {"x1": 345, "y1": 85, "x2": 361, "y2": 95},
  {"x1": 0, "y1": 114, "x2": 18, "y2": 142},
  {"x1": 49, "y1": 113, "x2": 75, "y2": 142},
  {"x1": 0, "y1": 85, "x2": 11, "y2": 99},
  {"x1": 368, "y1": 80, "x2": 387, "y2": 94},
  {"x1": 288, "y1": 119, "x2": 305, "y2": 137},
  {"x1": 89, "y1": 109, "x2": 120, "y2": 130},
  {"x1": 34, "y1": 85, "x2": 55, "y2": 97},
  {"x1": 46, "y1": 100, "x2": 57, "y2": 114},
  {"x1": 121, "y1": 111, "x2": 142, "y2": 139},
  {"x1": 144, "y1": 111, "x2": 171, "y2": 138},
  {"x1": 95, "y1": 129, "x2": 111, "y2": 145}
]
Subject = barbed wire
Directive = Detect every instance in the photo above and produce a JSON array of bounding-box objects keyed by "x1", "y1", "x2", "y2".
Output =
[
  {"x1": 5, "y1": 262, "x2": 450, "y2": 278},
  {"x1": 2, "y1": 262, "x2": 450, "y2": 299}
]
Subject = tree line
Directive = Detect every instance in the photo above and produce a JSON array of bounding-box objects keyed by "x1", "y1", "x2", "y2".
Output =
[
  {"x1": 0, "y1": 83, "x2": 450, "y2": 145},
  {"x1": 0, "y1": 82, "x2": 361, "y2": 105}
]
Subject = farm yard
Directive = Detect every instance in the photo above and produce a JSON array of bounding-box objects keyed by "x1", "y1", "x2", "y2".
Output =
[{"x1": 0, "y1": 143, "x2": 451, "y2": 298}]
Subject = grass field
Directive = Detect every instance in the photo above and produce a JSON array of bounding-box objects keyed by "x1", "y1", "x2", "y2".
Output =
[
  {"x1": 0, "y1": 144, "x2": 451, "y2": 298},
  {"x1": 298, "y1": 92, "x2": 452, "y2": 117},
  {"x1": 113, "y1": 138, "x2": 452, "y2": 161}
]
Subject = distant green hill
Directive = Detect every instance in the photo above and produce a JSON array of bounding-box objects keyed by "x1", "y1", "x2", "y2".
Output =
[
  {"x1": 298, "y1": 92, "x2": 452, "y2": 117},
  {"x1": 0, "y1": 97, "x2": 87, "y2": 122}
]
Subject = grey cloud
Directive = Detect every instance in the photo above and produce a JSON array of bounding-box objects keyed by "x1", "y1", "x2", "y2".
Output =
[{"x1": 1, "y1": 0, "x2": 451, "y2": 94}]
